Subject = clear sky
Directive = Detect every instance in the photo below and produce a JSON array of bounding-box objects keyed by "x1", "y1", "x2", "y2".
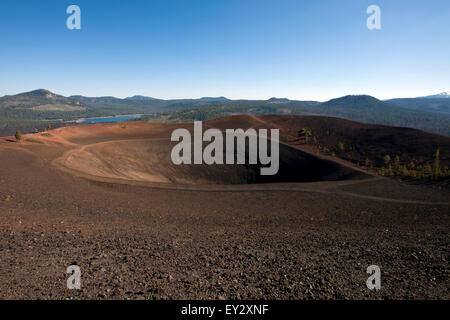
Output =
[{"x1": 0, "y1": 0, "x2": 449, "y2": 101}]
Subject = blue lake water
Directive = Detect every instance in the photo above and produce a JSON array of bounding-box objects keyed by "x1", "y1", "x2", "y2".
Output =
[{"x1": 81, "y1": 115, "x2": 141, "y2": 124}]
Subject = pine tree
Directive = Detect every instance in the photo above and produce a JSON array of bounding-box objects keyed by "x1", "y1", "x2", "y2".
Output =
[
  {"x1": 300, "y1": 128, "x2": 312, "y2": 143},
  {"x1": 15, "y1": 130, "x2": 22, "y2": 142},
  {"x1": 394, "y1": 155, "x2": 400, "y2": 167},
  {"x1": 433, "y1": 148, "x2": 441, "y2": 179}
]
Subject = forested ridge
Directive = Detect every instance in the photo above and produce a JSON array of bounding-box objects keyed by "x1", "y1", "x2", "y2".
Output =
[{"x1": 1, "y1": 90, "x2": 449, "y2": 136}]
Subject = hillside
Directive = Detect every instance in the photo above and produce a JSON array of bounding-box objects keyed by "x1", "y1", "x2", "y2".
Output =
[
  {"x1": 314, "y1": 95, "x2": 450, "y2": 132},
  {"x1": 0, "y1": 115, "x2": 449, "y2": 299},
  {"x1": 1, "y1": 90, "x2": 450, "y2": 136},
  {"x1": 421, "y1": 92, "x2": 450, "y2": 99},
  {"x1": 0, "y1": 89, "x2": 86, "y2": 111},
  {"x1": 261, "y1": 114, "x2": 450, "y2": 168},
  {"x1": 148, "y1": 95, "x2": 450, "y2": 135},
  {"x1": 387, "y1": 98, "x2": 450, "y2": 114}
]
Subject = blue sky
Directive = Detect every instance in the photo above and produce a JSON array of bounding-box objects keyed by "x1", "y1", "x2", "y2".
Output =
[{"x1": 0, "y1": 0, "x2": 449, "y2": 101}]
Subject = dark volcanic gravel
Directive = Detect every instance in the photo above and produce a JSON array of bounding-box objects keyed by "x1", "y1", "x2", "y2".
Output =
[{"x1": 0, "y1": 122, "x2": 449, "y2": 300}]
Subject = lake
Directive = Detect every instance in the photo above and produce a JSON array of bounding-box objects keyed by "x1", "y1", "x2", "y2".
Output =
[{"x1": 79, "y1": 115, "x2": 141, "y2": 124}]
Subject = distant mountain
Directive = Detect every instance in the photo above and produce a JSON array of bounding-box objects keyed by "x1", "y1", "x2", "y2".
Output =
[
  {"x1": 421, "y1": 92, "x2": 450, "y2": 99},
  {"x1": 199, "y1": 97, "x2": 230, "y2": 102},
  {"x1": 268, "y1": 97, "x2": 291, "y2": 103},
  {"x1": 69, "y1": 95, "x2": 123, "y2": 104},
  {"x1": 152, "y1": 94, "x2": 450, "y2": 135},
  {"x1": 322, "y1": 95, "x2": 387, "y2": 107},
  {"x1": 0, "y1": 89, "x2": 86, "y2": 111},
  {"x1": 387, "y1": 97, "x2": 450, "y2": 114},
  {"x1": 1, "y1": 90, "x2": 449, "y2": 135},
  {"x1": 125, "y1": 95, "x2": 160, "y2": 101},
  {"x1": 295, "y1": 95, "x2": 450, "y2": 135},
  {"x1": 320, "y1": 95, "x2": 401, "y2": 115},
  {"x1": 69, "y1": 94, "x2": 231, "y2": 111},
  {"x1": 69, "y1": 94, "x2": 168, "y2": 114},
  {"x1": 320, "y1": 94, "x2": 437, "y2": 115}
]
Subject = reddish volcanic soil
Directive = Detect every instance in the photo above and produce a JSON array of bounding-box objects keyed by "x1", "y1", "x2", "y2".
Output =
[{"x1": 0, "y1": 115, "x2": 449, "y2": 299}]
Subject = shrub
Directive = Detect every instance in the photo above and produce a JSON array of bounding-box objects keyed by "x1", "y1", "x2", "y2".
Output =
[
  {"x1": 15, "y1": 130, "x2": 22, "y2": 142},
  {"x1": 300, "y1": 128, "x2": 312, "y2": 143},
  {"x1": 433, "y1": 148, "x2": 441, "y2": 178}
]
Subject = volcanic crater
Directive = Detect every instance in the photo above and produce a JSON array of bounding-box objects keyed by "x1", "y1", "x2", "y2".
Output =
[{"x1": 57, "y1": 137, "x2": 367, "y2": 185}]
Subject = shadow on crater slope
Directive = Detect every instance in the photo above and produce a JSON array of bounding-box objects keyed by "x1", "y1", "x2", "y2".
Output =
[{"x1": 59, "y1": 138, "x2": 368, "y2": 185}]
